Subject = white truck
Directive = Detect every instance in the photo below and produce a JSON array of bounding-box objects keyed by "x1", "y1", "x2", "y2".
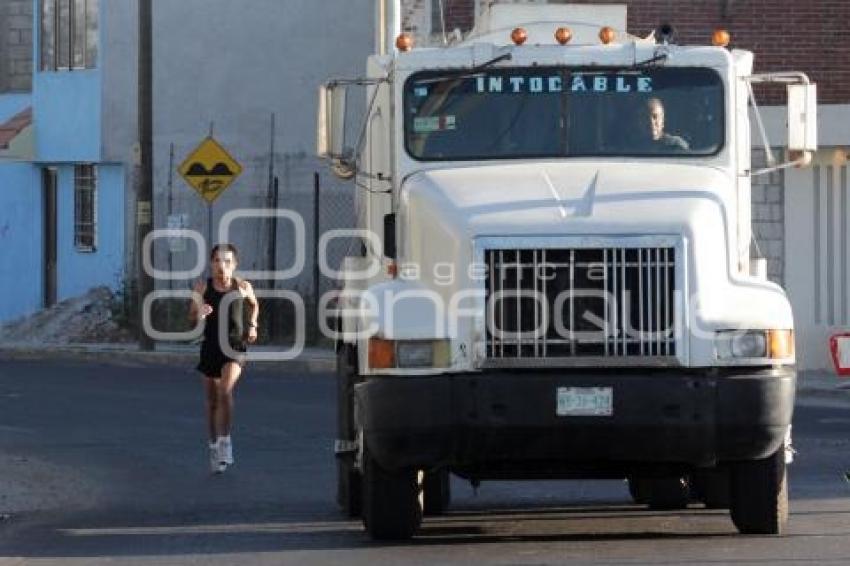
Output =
[{"x1": 318, "y1": 2, "x2": 817, "y2": 540}]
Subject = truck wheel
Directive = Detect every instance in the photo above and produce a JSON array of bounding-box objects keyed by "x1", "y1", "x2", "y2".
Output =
[
  {"x1": 691, "y1": 468, "x2": 731, "y2": 509},
  {"x1": 646, "y1": 477, "x2": 691, "y2": 510},
  {"x1": 423, "y1": 467, "x2": 451, "y2": 516},
  {"x1": 730, "y1": 449, "x2": 788, "y2": 535},
  {"x1": 362, "y1": 443, "x2": 422, "y2": 540},
  {"x1": 336, "y1": 344, "x2": 361, "y2": 517}
]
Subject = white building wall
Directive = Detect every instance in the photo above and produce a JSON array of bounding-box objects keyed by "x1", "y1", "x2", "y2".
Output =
[
  {"x1": 758, "y1": 104, "x2": 850, "y2": 370},
  {"x1": 786, "y1": 146, "x2": 850, "y2": 371},
  {"x1": 99, "y1": 0, "x2": 375, "y2": 312}
]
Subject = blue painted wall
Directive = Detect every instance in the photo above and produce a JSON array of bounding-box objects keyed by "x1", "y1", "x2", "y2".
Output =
[
  {"x1": 0, "y1": 163, "x2": 42, "y2": 323},
  {"x1": 30, "y1": 0, "x2": 101, "y2": 163},
  {"x1": 56, "y1": 163, "x2": 124, "y2": 300},
  {"x1": 0, "y1": 162, "x2": 125, "y2": 324},
  {"x1": 33, "y1": 70, "x2": 102, "y2": 163},
  {"x1": 0, "y1": 93, "x2": 31, "y2": 122}
]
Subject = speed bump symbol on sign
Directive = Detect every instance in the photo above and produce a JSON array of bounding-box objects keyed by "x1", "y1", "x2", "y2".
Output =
[{"x1": 179, "y1": 137, "x2": 243, "y2": 204}]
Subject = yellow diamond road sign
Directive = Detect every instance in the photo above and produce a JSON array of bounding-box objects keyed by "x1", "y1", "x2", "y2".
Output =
[{"x1": 179, "y1": 137, "x2": 242, "y2": 204}]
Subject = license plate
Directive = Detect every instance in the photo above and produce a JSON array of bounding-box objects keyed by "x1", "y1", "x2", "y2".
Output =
[{"x1": 556, "y1": 387, "x2": 613, "y2": 416}]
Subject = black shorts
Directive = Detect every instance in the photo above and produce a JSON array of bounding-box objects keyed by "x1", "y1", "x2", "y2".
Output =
[{"x1": 197, "y1": 341, "x2": 247, "y2": 378}]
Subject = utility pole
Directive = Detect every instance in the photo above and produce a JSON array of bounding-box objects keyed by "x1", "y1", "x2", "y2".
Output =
[{"x1": 137, "y1": 0, "x2": 154, "y2": 350}]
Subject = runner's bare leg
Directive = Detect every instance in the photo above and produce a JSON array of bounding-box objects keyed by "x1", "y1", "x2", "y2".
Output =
[
  {"x1": 217, "y1": 362, "x2": 243, "y2": 436},
  {"x1": 203, "y1": 377, "x2": 218, "y2": 442}
]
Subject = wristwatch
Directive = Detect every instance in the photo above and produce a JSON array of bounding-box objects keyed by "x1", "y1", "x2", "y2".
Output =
[{"x1": 248, "y1": 323, "x2": 258, "y2": 329}]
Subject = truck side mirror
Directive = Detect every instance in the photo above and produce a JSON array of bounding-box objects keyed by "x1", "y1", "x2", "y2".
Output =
[
  {"x1": 317, "y1": 84, "x2": 356, "y2": 179},
  {"x1": 787, "y1": 83, "x2": 817, "y2": 153},
  {"x1": 317, "y1": 84, "x2": 348, "y2": 159},
  {"x1": 748, "y1": 74, "x2": 817, "y2": 174}
]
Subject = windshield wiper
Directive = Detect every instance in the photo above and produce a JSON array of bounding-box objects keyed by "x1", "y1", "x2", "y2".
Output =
[
  {"x1": 414, "y1": 52, "x2": 513, "y2": 85},
  {"x1": 471, "y1": 52, "x2": 513, "y2": 73},
  {"x1": 635, "y1": 52, "x2": 668, "y2": 68}
]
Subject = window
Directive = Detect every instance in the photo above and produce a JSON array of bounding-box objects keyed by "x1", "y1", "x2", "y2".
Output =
[
  {"x1": 41, "y1": 0, "x2": 99, "y2": 71},
  {"x1": 74, "y1": 164, "x2": 97, "y2": 251},
  {"x1": 405, "y1": 67, "x2": 724, "y2": 161}
]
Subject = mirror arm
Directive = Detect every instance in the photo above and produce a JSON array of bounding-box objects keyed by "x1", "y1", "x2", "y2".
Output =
[
  {"x1": 751, "y1": 152, "x2": 812, "y2": 177},
  {"x1": 350, "y1": 80, "x2": 385, "y2": 173},
  {"x1": 327, "y1": 77, "x2": 388, "y2": 87},
  {"x1": 746, "y1": 72, "x2": 810, "y2": 86},
  {"x1": 746, "y1": 79, "x2": 776, "y2": 167},
  {"x1": 743, "y1": 71, "x2": 815, "y2": 176}
]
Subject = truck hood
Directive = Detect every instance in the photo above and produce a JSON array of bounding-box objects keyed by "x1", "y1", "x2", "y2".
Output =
[
  {"x1": 385, "y1": 162, "x2": 794, "y2": 368},
  {"x1": 399, "y1": 161, "x2": 733, "y2": 244}
]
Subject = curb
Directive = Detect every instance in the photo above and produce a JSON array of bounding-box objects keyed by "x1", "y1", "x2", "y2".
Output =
[
  {"x1": 796, "y1": 382, "x2": 850, "y2": 402},
  {"x1": 0, "y1": 346, "x2": 336, "y2": 374},
  {"x1": 797, "y1": 372, "x2": 850, "y2": 399}
]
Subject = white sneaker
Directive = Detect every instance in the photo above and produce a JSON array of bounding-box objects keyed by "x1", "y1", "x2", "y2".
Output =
[
  {"x1": 218, "y1": 436, "x2": 234, "y2": 466},
  {"x1": 209, "y1": 442, "x2": 221, "y2": 474}
]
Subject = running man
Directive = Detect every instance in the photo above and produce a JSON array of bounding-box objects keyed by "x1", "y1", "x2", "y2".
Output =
[{"x1": 189, "y1": 243, "x2": 259, "y2": 474}]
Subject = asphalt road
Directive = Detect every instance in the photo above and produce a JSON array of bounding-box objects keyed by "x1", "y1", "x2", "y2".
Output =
[{"x1": 0, "y1": 358, "x2": 848, "y2": 565}]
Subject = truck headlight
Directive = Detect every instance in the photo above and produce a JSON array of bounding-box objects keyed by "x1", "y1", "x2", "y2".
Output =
[
  {"x1": 397, "y1": 341, "x2": 433, "y2": 368},
  {"x1": 368, "y1": 338, "x2": 451, "y2": 369},
  {"x1": 715, "y1": 330, "x2": 794, "y2": 360}
]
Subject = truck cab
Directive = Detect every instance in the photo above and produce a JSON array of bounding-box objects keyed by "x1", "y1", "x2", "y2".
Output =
[{"x1": 319, "y1": 3, "x2": 817, "y2": 540}]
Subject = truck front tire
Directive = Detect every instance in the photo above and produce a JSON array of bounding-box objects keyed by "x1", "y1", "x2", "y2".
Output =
[
  {"x1": 730, "y1": 448, "x2": 788, "y2": 535},
  {"x1": 362, "y1": 442, "x2": 423, "y2": 540}
]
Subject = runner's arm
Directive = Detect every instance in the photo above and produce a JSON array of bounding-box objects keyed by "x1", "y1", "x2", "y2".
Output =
[
  {"x1": 239, "y1": 280, "x2": 260, "y2": 329},
  {"x1": 188, "y1": 280, "x2": 206, "y2": 325}
]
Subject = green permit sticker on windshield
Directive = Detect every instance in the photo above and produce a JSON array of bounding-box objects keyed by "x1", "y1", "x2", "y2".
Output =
[{"x1": 413, "y1": 115, "x2": 457, "y2": 133}]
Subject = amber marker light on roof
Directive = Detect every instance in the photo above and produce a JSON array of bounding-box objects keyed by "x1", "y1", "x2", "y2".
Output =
[
  {"x1": 511, "y1": 27, "x2": 528, "y2": 45},
  {"x1": 712, "y1": 29, "x2": 731, "y2": 47},
  {"x1": 555, "y1": 27, "x2": 573, "y2": 45},
  {"x1": 396, "y1": 33, "x2": 414, "y2": 52},
  {"x1": 599, "y1": 26, "x2": 616, "y2": 44}
]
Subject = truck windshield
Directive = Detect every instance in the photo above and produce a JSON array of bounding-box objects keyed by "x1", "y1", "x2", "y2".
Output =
[{"x1": 404, "y1": 67, "x2": 724, "y2": 161}]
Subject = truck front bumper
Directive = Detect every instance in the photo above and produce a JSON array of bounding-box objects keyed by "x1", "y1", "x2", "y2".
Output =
[{"x1": 354, "y1": 368, "x2": 795, "y2": 476}]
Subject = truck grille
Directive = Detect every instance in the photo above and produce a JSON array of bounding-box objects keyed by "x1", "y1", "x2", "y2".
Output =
[{"x1": 484, "y1": 246, "x2": 678, "y2": 367}]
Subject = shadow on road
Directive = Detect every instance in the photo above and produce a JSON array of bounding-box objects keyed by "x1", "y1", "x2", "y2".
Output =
[{"x1": 0, "y1": 502, "x2": 809, "y2": 558}]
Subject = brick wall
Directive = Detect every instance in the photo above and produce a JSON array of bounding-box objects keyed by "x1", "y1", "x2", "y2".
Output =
[
  {"x1": 432, "y1": 0, "x2": 476, "y2": 35},
  {"x1": 418, "y1": 0, "x2": 850, "y2": 105},
  {"x1": 404, "y1": 0, "x2": 430, "y2": 35},
  {"x1": 0, "y1": 0, "x2": 33, "y2": 92},
  {"x1": 751, "y1": 148, "x2": 786, "y2": 285}
]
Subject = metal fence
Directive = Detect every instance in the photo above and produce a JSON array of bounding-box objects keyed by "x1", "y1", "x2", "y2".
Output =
[{"x1": 148, "y1": 139, "x2": 357, "y2": 345}]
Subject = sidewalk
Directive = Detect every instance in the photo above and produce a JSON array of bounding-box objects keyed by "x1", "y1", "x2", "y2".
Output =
[
  {"x1": 0, "y1": 342, "x2": 336, "y2": 374},
  {"x1": 797, "y1": 369, "x2": 850, "y2": 399}
]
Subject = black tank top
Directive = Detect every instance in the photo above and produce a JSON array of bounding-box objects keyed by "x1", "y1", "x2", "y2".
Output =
[{"x1": 202, "y1": 278, "x2": 245, "y2": 349}]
